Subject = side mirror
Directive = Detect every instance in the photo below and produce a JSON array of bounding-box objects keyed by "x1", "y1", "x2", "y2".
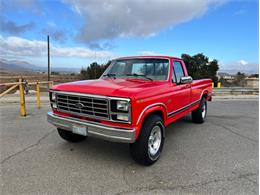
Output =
[{"x1": 180, "y1": 76, "x2": 193, "y2": 84}]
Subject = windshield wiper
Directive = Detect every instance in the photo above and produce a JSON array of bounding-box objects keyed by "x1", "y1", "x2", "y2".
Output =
[
  {"x1": 103, "y1": 73, "x2": 116, "y2": 79},
  {"x1": 126, "y1": 73, "x2": 153, "y2": 81}
]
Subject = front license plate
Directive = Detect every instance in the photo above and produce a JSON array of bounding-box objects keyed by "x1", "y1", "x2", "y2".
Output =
[{"x1": 72, "y1": 125, "x2": 87, "y2": 136}]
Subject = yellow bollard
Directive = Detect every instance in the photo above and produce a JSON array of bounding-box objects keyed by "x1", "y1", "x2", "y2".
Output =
[
  {"x1": 19, "y1": 79, "x2": 26, "y2": 116},
  {"x1": 36, "y1": 81, "x2": 40, "y2": 109},
  {"x1": 217, "y1": 82, "x2": 221, "y2": 88},
  {"x1": 212, "y1": 82, "x2": 214, "y2": 88}
]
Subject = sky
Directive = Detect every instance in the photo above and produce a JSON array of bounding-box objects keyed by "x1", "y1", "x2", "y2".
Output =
[{"x1": 0, "y1": 0, "x2": 259, "y2": 73}]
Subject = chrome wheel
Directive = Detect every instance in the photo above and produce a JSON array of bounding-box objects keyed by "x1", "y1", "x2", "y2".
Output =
[
  {"x1": 148, "y1": 125, "x2": 162, "y2": 157},
  {"x1": 202, "y1": 102, "x2": 206, "y2": 119}
]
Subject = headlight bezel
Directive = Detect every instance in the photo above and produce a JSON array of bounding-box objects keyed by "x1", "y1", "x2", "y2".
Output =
[
  {"x1": 110, "y1": 98, "x2": 131, "y2": 123},
  {"x1": 50, "y1": 91, "x2": 56, "y2": 102},
  {"x1": 49, "y1": 91, "x2": 57, "y2": 109}
]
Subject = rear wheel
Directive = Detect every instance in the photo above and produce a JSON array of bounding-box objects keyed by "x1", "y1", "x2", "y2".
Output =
[
  {"x1": 57, "y1": 128, "x2": 87, "y2": 142},
  {"x1": 192, "y1": 97, "x2": 207, "y2": 123},
  {"x1": 130, "y1": 114, "x2": 165, "y2": 166}
]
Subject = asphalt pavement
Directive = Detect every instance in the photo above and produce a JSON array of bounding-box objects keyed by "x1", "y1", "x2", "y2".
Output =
[{"x1": 0, "y1": 99, "x2": 258, "y2": 194}]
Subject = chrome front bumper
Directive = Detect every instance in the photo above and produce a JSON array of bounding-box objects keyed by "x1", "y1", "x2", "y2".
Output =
[{"x1": 47, "y1": 112, "x2": 136, "y2": 143}]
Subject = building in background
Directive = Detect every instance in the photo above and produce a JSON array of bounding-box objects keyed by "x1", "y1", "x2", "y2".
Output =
[{"x1": 245, "y1": 77, "x2": 259, "y2": 88}]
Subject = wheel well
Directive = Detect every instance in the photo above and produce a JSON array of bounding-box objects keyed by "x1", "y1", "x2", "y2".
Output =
[
  {"x1": 202, "y1": 92, "x2": 208, "y2": 100},
  {"x1": 143, "y1": 110, "x2": 164, "y2": 125},
  {"x1": 140, "y1": 110, "x2": 165, "y2": 138}
]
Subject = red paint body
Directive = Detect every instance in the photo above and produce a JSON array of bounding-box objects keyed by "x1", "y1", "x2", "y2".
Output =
[{"x1": 51, "y1": 56, "x2": 212, "y2": 140}]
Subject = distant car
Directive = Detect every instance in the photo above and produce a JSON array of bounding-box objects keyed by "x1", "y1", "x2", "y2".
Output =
[{"x1": 47, "y1": 56, "x2": 212, "y2": 165}]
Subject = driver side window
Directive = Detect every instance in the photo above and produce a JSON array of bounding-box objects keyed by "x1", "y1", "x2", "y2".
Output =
[{"x1": 173, "y1": 61, "x2": 184, "y2": 84}]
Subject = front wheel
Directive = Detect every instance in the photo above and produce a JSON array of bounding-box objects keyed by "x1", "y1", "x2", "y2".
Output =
[
  {"x1": 130, "y1": 114, "x2": 165, "y2": 166},
  {"x1": 192, "y1": 97, "x2": 207, "y2": 123}
]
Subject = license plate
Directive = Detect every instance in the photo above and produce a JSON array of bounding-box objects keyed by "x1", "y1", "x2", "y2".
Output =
[{"x1": 72, "y1": 125, "x2": 87, "y2": 136}]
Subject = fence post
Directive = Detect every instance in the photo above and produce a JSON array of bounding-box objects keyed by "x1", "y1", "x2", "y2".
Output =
[
  {"x1": 48, "y1": 81, "x2": 53, "y2": 89},
  {"x1": 212, "y1": 82, "x2": 214, "y2": 88},
  {"x1": 36, "y1": 81, "x2": 40, "y2": 109},
  {"x1": 217, "y1": 82, "x2": 221, "y2": 88},
  {"x1": 19, "y1": 79, "x2": 26, "y2": 116}
]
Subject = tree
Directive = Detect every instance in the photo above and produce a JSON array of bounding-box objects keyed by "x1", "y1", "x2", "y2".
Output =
[
  {"x1": 249, "y1": 74, "x2": 259, "y2": 78},
  {"x1": 181, "y1": 53, "x2": 219, "y2": 84},
  {"x1": 80, "y1": 61, "x2": 111, "y2": 80},
  {"x1": 234, "y1": 72, "x2": 246, "y2": 86}
]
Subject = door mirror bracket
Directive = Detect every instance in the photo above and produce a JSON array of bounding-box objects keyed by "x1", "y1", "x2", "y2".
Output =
[{"x1": 180, "y1": 76, "x2": 193, "y2": 84}]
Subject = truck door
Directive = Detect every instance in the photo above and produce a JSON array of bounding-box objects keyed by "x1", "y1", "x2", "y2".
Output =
[{"x1": 168, "y1": 60, "x2": 191, "y2": 117}]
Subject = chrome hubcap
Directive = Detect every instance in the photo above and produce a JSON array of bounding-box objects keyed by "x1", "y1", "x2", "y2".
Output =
[
  {"x1": 148, "y1": 125, "x2": 162, "y2": 156},
  {"x1": 202, "y1": 102, "x2": 206, "y2": 118}
]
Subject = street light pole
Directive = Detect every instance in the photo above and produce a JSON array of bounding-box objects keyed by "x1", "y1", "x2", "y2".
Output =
[{"x1": 47, "y1": 35, "x2": 50, "y2": 82}]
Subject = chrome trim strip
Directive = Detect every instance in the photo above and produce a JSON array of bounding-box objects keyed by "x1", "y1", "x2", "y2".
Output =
[
  {"x1": 200, "y1": 89, "x2": 208, "y2": 99},
  {"x1": 50, "y1": 90, "x2": 131, "y2": 101},
  {"x1": 87, "y1": 131, "x2": 132, "y2": 142},
  {"x1": 167, "y1": 89, "x2": 208, "y2": 117},
  {"x1": 136, "y1": 103, "x2": 168, "y2": 125},
  {"x1": 167, "y1": 99, "x2": 200, "y2": 117}
]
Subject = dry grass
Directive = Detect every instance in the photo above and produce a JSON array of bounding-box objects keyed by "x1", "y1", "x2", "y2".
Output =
[
  {"x1": 0, "y1": 69, "x2": 79, "y2": 83},
  {"x1": 0, "y1": 69, "x2": 80, "y2": 94}
]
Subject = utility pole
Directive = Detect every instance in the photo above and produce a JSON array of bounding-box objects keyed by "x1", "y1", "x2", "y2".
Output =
[
  {"x1": 47, "y1": 35, "x2": 50, "y2": 82},
  {"x1": 94, "y1": 50, "x2": 97, "y2": 79}
]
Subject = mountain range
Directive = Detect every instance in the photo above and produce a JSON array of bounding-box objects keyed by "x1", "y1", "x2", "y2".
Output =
[
  {"x1": 0, "y1": 58, "x2": 258, "y2": 75},
  {"x1": 0, "y1": 59, "x2": 80, "y2": 73}
]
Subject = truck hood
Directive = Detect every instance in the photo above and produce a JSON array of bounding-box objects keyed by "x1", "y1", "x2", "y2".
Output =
[{"x1": 52, "y1": 78, "x2": 167, "y2": 98}]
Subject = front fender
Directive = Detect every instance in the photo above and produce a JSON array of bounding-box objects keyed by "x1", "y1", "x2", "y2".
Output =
[{"x1": 135, "y1": 104, "x2": 167, "y2": 140}]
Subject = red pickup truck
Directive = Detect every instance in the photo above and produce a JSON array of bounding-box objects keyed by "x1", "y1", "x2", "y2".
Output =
[{"x1": 47, "y1": 56, "x2": 212, "y2": 165}]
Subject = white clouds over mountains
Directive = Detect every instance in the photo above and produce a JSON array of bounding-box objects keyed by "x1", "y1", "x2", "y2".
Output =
[
  {"x1": 0, "y1": 35, "x2": 114, "y2": 59},
  {"x1": 65, "y1": 0, "x2": 225, "y2": 43}
]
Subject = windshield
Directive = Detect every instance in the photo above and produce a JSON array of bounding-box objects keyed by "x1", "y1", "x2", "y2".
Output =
[{"x1": 102, "y1": 58, "x2": 169, "y2": 81}]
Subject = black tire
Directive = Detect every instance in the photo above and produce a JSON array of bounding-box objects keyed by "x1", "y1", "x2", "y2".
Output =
[
  {"x1": 130, "y1": 114, "x2": 165, "y2": 166},
  {"x1": 192, "y1": 97, "x2": 207, "y2": 124},
  {"x1": 57, "y1": 128, "x2": 87, "y2": 142}
]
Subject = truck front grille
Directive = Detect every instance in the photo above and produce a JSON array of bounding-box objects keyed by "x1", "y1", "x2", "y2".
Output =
[{"x1": 56, "y1": 93, "x2": 109, "y2": 120}]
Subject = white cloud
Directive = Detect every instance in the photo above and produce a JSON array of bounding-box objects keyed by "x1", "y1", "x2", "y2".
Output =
[
  {"x1": 2, "y1": 0, "x2": 45, "y2": 15},
  {"x1": 238, "y1": 60, "x2": 248, "y2": 65},
  {"x1": 220, "y1": 60, "x2": 258, "y2": 74},
  {"x1": 64, "y1": 0, "x2": 226, "y2": 43},
  {"x1": 0, "y1": 35, "x2": 114, "y2": 59}
]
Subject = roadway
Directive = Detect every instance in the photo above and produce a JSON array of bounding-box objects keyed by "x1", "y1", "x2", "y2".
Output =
[{"x1": 0, "y1": 99, "x2": 258, "y2": 194}]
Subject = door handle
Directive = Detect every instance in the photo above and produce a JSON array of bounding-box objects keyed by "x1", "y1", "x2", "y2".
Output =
[
  {"x1": 185, "y1": 85, "x2": 190, "y2": 89},
  {"x1": 181, "y1": 85, "x2": 190, "y2": 89}
]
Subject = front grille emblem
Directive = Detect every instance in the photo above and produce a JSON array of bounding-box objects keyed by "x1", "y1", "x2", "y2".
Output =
[{"x1": 75, "y1": 103, "x2": 84, "y2": 109}]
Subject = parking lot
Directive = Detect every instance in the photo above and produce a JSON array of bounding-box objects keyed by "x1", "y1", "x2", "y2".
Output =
[{"x1": 0, "y1": 99, "x2": 258, "y2": 194}]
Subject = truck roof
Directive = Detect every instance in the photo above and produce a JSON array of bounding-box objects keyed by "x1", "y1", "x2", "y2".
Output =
[{"x1": 115, "y1": 56, "x2": 182, "y2": 61}]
